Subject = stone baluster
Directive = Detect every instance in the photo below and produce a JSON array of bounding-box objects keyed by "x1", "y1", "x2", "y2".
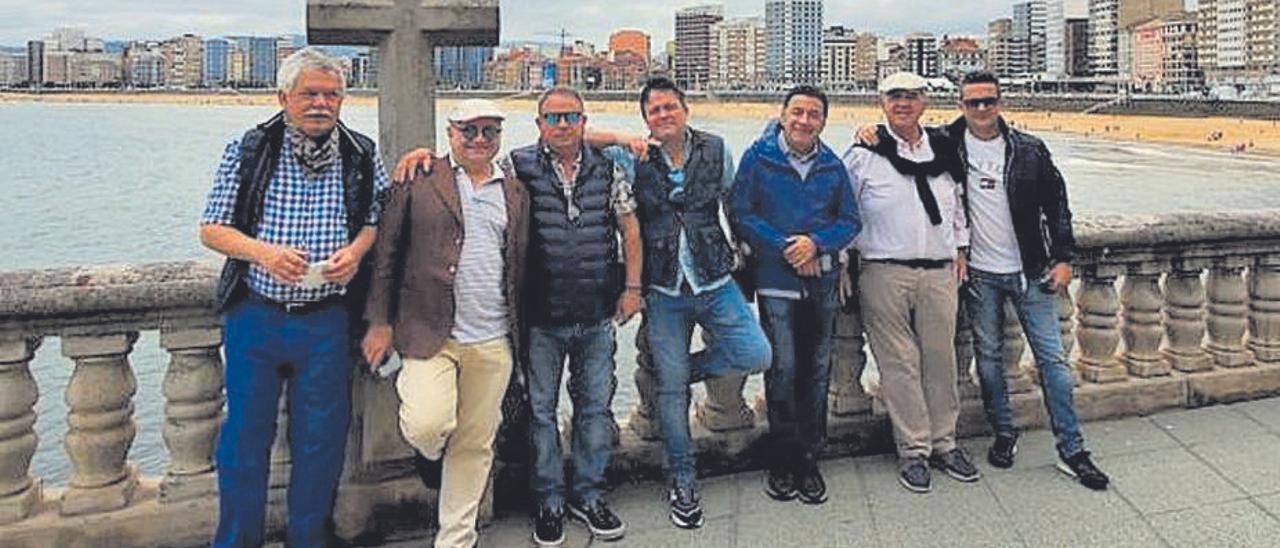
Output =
[
  {"x1": 696, "y1": 374, "x2": 754, "y2": 432},
  {"x1": 1206, "y1": 261, "x2": 1254, "y2": 367},
  {"x1": 953, "y1": 295, "x2": 979, "y2": 400},
  {"x1": 1121, "y1": 267, "x2": 1170, "y2": 377},
  {"x1": 1002, "y1": 300, "x2": 1035, "y2": 393},
  {"x1": 1163, "y1": 262, "x2": 1213, "y2": 372},
  {"x1": 1248, "y1": 256, "x2": 1280, "y2": 363},
  {"x1": 831, "y1": 292, "x2": 872, "y2": 415},
  {"x1": 1056, "y1": 287, "x2": 1080, "y2": 384},
  {"x1": 158, "y1": 327, "x2": 224, "y2": 503},
  {"x1": 60, "y1": 333, "x2": 140, "y2": 516},
  {"x1": 0, "y1": 337, "x2": 41, "y2": 525},
  {"x1": 1075, "y1": 267, "x2": 1127, "y2": 383},
  {"x1": 628, "y1": 319, "x2": 660, "y2": 440}
]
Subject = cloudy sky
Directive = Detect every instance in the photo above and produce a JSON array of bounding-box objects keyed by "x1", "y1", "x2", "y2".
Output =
[{"x1": 0, "y1": 0, "x2": 1190, "y2": 48}]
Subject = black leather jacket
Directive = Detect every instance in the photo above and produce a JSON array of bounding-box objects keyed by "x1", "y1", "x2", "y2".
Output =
[{"x1": 947, "y1": 116, "x2": 1075, "y2": 277}]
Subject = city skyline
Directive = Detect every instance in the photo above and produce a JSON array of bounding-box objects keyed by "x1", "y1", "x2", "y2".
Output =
[{"x1": 0, "y1": 0, "x2": 1193, "y2": 50}]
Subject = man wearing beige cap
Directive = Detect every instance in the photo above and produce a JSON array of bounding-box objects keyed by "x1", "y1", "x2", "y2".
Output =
[
  {"x1": 362, "y1": 98, "x2": 529, "y2": 548},
  {"x1": 842, "y1": 72, "x2": 978, "y2": 493}
]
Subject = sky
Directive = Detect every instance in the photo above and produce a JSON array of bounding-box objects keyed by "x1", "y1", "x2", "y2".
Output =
[{"x1": 0, "y1": 0, "x2": 1194, "y2": 49}]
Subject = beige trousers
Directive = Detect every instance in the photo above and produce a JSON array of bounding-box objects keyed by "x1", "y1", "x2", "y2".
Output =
[
  {"x1": 398, "y1": 337, "x2": 513, "y2": 548},
  {"x1": 859, "y1": 262, "x2": 960, "y2": 460}
]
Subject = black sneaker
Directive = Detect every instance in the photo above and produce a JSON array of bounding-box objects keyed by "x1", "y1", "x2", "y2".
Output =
[
  {"x1": 930, "y1": 448, "x2": 982, "y2": 483},
  {"x1": 567, "y1": 499, "x2": 625, "y2": 541},
  {"x1": 764, "y1": 464, "x2": 797, "y2": 501},
  {"x1": 668, "y1": 485, "x2": 705, "y2": 529},
  {"x1": 987, "y1": 434, "x2": 1018, "y2": 469},
  {"x1": 1058, "y1": 451, "x2": 1110, "y2": 491},
  {"x1": 533, "y1": 506, "x2": 565, "y2": 547},
  {"x1": 796, "y1": 463, "x2": 828, "y2": 505},
  {"x1": 412, "y1": 453, "x2": 442, "y2": 490},
  {"x1": 899, "y1": 458, "x2": 932, "y2": 493}
]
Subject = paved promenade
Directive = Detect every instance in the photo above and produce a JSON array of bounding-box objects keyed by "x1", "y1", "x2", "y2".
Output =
[{"x1": 381, "y1": 398, "x2": 1280, "y2": 547}]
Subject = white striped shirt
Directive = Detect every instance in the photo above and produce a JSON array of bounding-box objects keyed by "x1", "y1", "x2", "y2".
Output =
[{"x1": 450, "y1": 158, "x2": 509, "y2": 343}]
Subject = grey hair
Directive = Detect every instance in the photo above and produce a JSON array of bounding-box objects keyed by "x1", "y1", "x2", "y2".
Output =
[
  {"x1": 537, "y1": 86, "x2": 584, "y2": 113},
  {"x1": 277, "y1": 46, "x2": 347, "y2": 93}
]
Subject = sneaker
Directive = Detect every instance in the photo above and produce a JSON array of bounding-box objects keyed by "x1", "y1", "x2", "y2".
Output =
[
  {"x1": 412, "y1": 453, "x2": 442, "y2": 490},
  {"x1": 930, "y1": 448, "x2": 982, "y2": 483},
  {"x1": 532, "y1": 506, "x2": 565, "y2": 547},
  {"x1": 987, "y1": 434, "x2": 1019, "y2": 469},
  {"x1": 668, "y1": 485, "x2": 705, "y2": 529},
  {"x1": 764, "y1": 464, "x2": 797, "y2": 501},
  {"x1": 796, "y1": 463, "x2": 828, "y2": 505},
  {"x1": 899, "y1": 458, "x2": 932, "y2": 493},
  {"x1": 567, "y1": 499, "x2": 626, "y2": 541},
  {"x1": 1057, "y1": 451, "x2": 1110, "y2": 491}
]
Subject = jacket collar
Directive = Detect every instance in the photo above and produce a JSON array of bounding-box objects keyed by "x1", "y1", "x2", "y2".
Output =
[{"x1": 752, "y1": 119, "x2": 839, "y2": 172}]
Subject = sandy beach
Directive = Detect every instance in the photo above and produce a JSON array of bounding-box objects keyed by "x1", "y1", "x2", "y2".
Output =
[{"x1": 5, "y1": 90, "x2": 1279, "y2": 157}]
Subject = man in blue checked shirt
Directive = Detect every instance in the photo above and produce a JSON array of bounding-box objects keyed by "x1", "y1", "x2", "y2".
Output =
[{"x1": 198, "y1": 47, "x2": 390, "y2": 548}]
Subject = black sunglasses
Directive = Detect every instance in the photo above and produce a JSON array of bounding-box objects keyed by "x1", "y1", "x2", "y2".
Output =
[
  {"x1": 541, "y1": 112, "x2": 584, "y2": 126},
  {"x1": 453, "y1": 123, "x2": 502, "y2": 141},
  {"x1": 963, "y1": 97, "x2": 1000, "y2": 109}
]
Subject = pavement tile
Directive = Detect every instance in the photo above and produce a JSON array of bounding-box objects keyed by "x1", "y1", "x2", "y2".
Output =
[
  {"x1": 735, "y1": 458, "x2": 877, "y2": 548},
  {"x1": 611, "y1": 515, "x2": 734, "y2": 548},
  {"x1": 1188, "y1": 433, "x2": 1280, "y2": 496},
  {"x1": 1017, "y1": 517, "x2": 1167, "y2": 548},
  {"x1": 959, "y1": 429, "x2": 1060, "y2": 469},
  {"x1": 985, "y1": 464, "x2": 1138, "y2": 537},
  {"x1": 607, "y1": 473, "x2": 739, "y2": 534},
  {"x1": 1084, "y1": 416, "x2": 1183, "y2": 457},
  {"x1": 1148, "y1": 499, "x2": 1280, "y2": 548},
  {"x1": 1103, "y1": 447, "x2": 1246, "y2": 515},
  {"x1": 1149, "y1": 406, "x2": 1269, "y2": 447},
  {"x1": 1255, "y1": 493, "x2": 1280, "y2": 519},
  {"x1": 1235, "y1": 398, "x2": 1280, "y2": 433}
]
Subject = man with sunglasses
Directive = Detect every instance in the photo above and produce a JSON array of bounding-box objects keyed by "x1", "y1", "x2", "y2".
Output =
[
  {"x1": 843, "y1": 72, "x2": 977, "y2": 494},
  {"x1": 362, "y1": 99, "x2": 530, "y2": 548},
  {"x1": 949, "y1": 71, "x2": 1109, "y2": 490}
]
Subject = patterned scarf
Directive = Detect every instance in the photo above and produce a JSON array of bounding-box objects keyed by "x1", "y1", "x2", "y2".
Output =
[{"x1": 286, "y1": 123, "x2": 340, "y2": 179}]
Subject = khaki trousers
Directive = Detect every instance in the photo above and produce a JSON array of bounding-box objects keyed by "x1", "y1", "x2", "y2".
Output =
[
  {"x1": 398, "y1": 337, "x2": 513, "y2": 548},
  {"x1": 859, "y1": 262, "x2": 960, "y2": 460}
]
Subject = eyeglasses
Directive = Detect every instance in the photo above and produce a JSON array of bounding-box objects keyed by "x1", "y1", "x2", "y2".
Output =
[
  {"x1": 963, "y1": 97, "x2": 1000, "y2": 109},
  {"x1": 452, "y1": 123, "x2": 502, "y2": 142},
  {"x1": 541, "y1": 112, "x2": 584, "y2": 126},
  {"x1": 293, "y1": 90, "x2": 343, "y2": 103}
]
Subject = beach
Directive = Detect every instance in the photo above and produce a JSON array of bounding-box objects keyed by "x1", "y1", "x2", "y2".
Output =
[{"x1": 4, "y1": 90, "x2": 1279, "y2": 157}]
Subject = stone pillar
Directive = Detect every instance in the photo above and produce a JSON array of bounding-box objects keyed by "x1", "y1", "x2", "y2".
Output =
[
  {"x1": 0, "y1": 337, "x2": 41, "y2": 525},
  {"x1": 1206, "y1": 261, "x2": 1254, "y2": 367},
  {"x1": 696, "y1": 374, "x2": 754, "y2": 432},
  {"x1": 158, "y1": 327, "x2": 224, "y2": 503},
  {"x1": 60, "y1": 333, "x2": 140, "y2": 516},
  {"x1": 1248, "y1": 256, "x2": 1280, "y2": 363},
  {"x1": 1056, "y1": 287, "x2": 1080, "y2": 384},
  {"x1": 628, "y1": 319, "x2": 660, "y2": 440},
  {"x1": 1001, "y1": 300, "x2": 1035, "y2": 393},
  {"x1": 1075, "y1": 268, "x2": 1127, "y2": 383},
  {"x1": 831, "y1": 302, "x2": 872, "y2": 415},
  {"x1": 1120, "y1": 268, "x2": 1170, "y2": 377},
  {"x1": 1163, "y1": 263, "x2": 1213, "y2": 372}
]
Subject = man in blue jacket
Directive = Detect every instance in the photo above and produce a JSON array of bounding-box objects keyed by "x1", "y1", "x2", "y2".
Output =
[{"x1": 731, "y1": 85, "x2": 860, "y2": 506}]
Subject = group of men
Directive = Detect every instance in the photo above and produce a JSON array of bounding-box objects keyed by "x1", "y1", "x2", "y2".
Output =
[{"x1": 199, "y1": 47, "x2": 1110, "y2": 548}]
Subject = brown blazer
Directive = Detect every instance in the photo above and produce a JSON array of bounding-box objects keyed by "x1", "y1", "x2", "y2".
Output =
[{"x1": 364, "y1": 156, "x2": 529, "y2": 360}]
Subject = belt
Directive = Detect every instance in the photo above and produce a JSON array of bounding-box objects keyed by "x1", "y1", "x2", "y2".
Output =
[
  {"x1": 247, "y1": 292, "x2": 344, "y2": 314},
  {"x1": 865, "y1": 258, "x2": 952, "y2": 270}
]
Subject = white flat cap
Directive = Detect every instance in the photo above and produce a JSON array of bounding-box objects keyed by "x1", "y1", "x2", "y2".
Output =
[
  {"x1": 447, "y1": 99, "x2": 505, "y2": 123},
  {"x1": 878, "y1": 72, "x2": 929, "y2": 93}
]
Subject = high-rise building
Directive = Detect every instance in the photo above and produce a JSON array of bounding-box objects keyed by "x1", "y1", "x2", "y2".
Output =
[
  {"x1": 1013, "y1": 1, "x2": 1048, "y2": 74},
  {"x1": 48, "y1": 27, "x2": 87, "y2": 52},
  {"x1": 0, "y1": 54, "x2": 28, "y2": 86},
  {"x1": 675, "y1": 4, "x2": 724, "y2": 90},
  {"x1": 245, "y1": 36, "x2": 278, "y2": 87},
  {"x1": 1131, "y1": 12, "x2": 1202, "y2": 92},
  {"x1": 26, "y1": 40, "x2": 44, "y2": 85},
  {"x1": 1065, "y1": 17, "x2": 1090, "y2": 76},
  {"x1": 69, "y1": 52, "x2": 123, "y2": 86},
  {"x1": 766, "y1": 0, "x2": 824, "y2": 85},
  {"x1": 42, "y1": 50, "x2": 71, "y2": 85},
  {"x1": 938, "y1": 36, "x2": 986, "y2": 79},
  {"x1": 609, "y1": 29, "x2": 651, "y2": 61},
  {"x1": 163, "y1": 34, "x2": 204, "y2": 88},
  {"x1": 987, "y1": 18, "x2": 1030, "y2": 77},
  {"x1": 1045, "y1": 0, "x2": 1089, "y2": 79},
  {"x1": 205, "y1": 38, "x2": 232, "y2": 86},
  {"x1": 904, "y1": 32, "x2": 939, "y2": 77},
  {"x1": 711, "y1": 16, "x2": 766, "y2": 89},
  {"x1": 822, "y1": 25, "x2": 857, "y2": 88},
  {"x1": 435, "y1": 46, "x2": 493, "y2": 89},
  {"x1": 1088, "y1": 0, "x2": 1183, "y2": 77}
]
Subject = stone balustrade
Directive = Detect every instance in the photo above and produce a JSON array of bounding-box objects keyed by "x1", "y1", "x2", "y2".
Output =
[{"x1": 4, "y1": 211, "x2": 1280, "y2": 546}]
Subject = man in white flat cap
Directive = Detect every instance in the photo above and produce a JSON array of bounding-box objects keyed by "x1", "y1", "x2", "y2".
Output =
[
  {"x1": 842, "y1": 72, "x2": 978, "y2": 494},
  {"x1": 362, "y1": 98, "x2": 530, "y2": 548}
]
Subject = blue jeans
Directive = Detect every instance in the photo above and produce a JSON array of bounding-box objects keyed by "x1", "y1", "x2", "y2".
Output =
[
  {"x1": 526, "y1": 320, "x2": 618, "y2": 510},
  {"x1": 645, "y1": 282, "x2": 772, "y2": 488},
  {"x1": 759, "y1": 288, "x2": 839, "y2": 466},
  {"x1": 965, "y1": 268, "x2": 1085, "y2": 458},
  {"x1": 214, "y1": 297, "x2": 351, "y2": 548}
]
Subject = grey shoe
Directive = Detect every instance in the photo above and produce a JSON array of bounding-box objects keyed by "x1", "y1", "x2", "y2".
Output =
[
  {"x1": 899, "y1": 457, "x2": 932, "y2": 493},
  {"x1": 930, "y1": 448, "x2": 982, "y2": 482}
]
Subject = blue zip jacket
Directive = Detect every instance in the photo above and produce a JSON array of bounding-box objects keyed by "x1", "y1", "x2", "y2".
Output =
[{"x1": 731, "y1": 120, "x2": 860, "y2": 295}]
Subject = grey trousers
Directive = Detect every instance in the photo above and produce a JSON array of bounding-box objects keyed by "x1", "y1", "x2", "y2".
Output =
[{"x1": 859, "y1": 261, "x2": 960, "y2": 460}]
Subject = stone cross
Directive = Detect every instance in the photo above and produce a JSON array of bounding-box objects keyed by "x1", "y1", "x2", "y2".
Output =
[{"x1": 307, "y1": 0, "x2": 500, "y2": 159}]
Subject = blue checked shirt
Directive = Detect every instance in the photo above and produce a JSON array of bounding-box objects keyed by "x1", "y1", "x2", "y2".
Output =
[{"x1": 201, "y1": 132, "x2": 391, "y2": 303}]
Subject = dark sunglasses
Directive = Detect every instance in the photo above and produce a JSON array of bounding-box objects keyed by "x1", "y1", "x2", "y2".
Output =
[
  {"x1": 963, "y1": 97, "x2": 1000, "y2": 109},
  {"x1": 453, "y1": 123, "x2": 502, "y2": 141},
  {"x1": 541, "y1": 112, "x2": 584, "y2": 126}
]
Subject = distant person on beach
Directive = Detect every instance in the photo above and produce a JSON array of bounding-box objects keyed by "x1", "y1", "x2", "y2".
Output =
[
  {"x1": 362, "y1": 98, "x2": 529, "y2": 548},
  {"x1": 198, "y1": 47, "x2": 391, "y2": 547}
]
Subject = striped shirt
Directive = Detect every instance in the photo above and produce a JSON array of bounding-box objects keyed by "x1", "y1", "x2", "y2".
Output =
[
  {"x1": 200, "y1": 131, "x2": 391, "y2": 303},
  {"x1": 450, "y1": 157, "x2": 510, "y2": 343}
]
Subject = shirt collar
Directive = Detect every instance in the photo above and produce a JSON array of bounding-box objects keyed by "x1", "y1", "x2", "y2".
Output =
[
  {"x1": 886, "y1": 123, "x2": 929, "y2": 154},
  {"x1": 778, "y1": 131, "x2": 819, "y2": 163},
  {"x1": 655, "y1": 127, "x2": 694, "y2": 168},
  {"x1": 448, "y1": 155, "x2": 504, "y2": 186}
]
